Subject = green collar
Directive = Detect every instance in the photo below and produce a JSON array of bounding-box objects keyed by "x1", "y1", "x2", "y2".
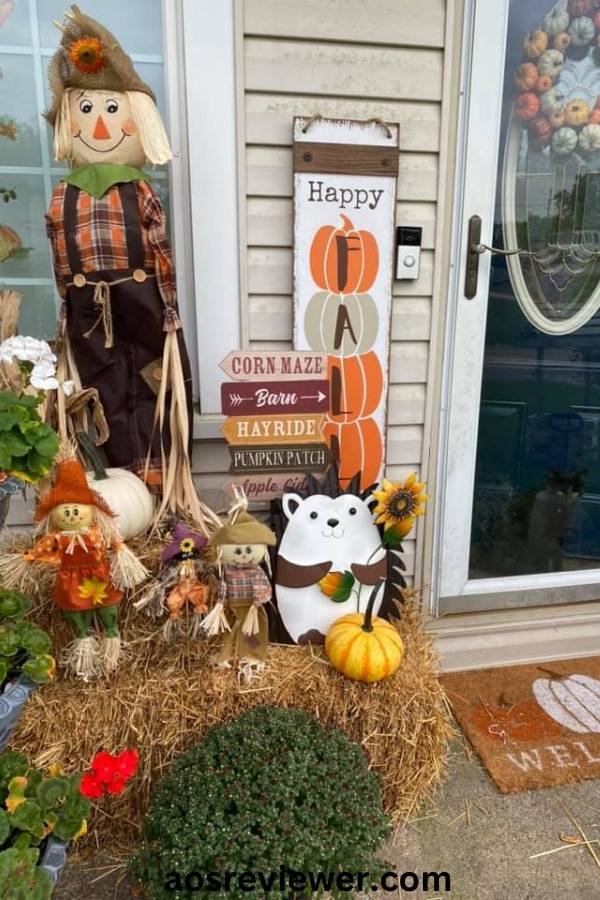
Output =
[{"x1": 62, "y1": 164, "x2": 149, "y2": 199}]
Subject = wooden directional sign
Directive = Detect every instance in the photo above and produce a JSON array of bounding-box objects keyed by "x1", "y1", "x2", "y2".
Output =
[
  {"x1": 223, "y1": 414, "x2": 325, "y2": 445},
  {"x1": 221, "y1": 379, "x2": 328, "y2": 417},
  {"x1": 225, "y1": 473, "x2": 314, "y2": 503},
  {"x1": 229, "y1": 444, "x2": 331, "y2": 474},
  {"x1": 220, "y1": 350, "x2": 327, "y2": 382}
]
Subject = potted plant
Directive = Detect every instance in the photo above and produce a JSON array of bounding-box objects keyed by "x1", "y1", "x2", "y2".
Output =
[
  {"x1": 132, "y1": 706, "x2": 390, "y2": 898},
  {"x1": 0, "y1": 289, "x2": 67, "y2": 532},
  {"x1": 0, "y1": 590, "x2": 55, "y2": 752},
  {"x1": 0, "y1": 747, "x2": 139, "y2": 896},
  {"x1": 0, "y1": 750, "x2": 90, "y2": 897}
]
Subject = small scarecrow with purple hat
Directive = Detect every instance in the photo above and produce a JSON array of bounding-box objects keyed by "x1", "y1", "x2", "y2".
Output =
[{"x1": 134, "y1": 523, "x2": 216, "y2": 640}]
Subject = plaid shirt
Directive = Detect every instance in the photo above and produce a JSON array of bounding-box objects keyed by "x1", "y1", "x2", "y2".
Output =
[
  {"x1": 45, "y1": 179, "x2": 176, "y2": 306},
  {"x1": 219, "y1": 564, "x2": 272, "y2": 605}
]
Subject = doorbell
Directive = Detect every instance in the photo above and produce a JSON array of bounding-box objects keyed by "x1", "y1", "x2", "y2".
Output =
[{"x1": 396, "y1": 226, "x2": 422, "y2": 280}]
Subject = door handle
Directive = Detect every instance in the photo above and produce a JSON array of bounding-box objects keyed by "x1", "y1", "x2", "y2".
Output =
[
  {"x1": 464, "y1": 215, "x2": 482, "y2": 299},
  {"x1": 464, "y1": 214, "x2": 529, "y2": 298}
]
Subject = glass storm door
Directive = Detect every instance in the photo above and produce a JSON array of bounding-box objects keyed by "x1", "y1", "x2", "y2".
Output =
[{"x1": 439, "y1": 0, "x2": 600, "y2": 613}]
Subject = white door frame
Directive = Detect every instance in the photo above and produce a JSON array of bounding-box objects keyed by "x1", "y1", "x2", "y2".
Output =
[{"x1": 433, "y1": 0, "x2": 600, "y2": 617}]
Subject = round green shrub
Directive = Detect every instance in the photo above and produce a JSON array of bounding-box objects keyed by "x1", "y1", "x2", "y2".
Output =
[{"x1": 131, "y1": 706, "x2": 390, "y2": 898}]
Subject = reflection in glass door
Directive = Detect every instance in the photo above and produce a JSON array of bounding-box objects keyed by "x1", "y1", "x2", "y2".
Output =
[{"x1": 470, "y1": 0, "x2": 600, "y2": 580}]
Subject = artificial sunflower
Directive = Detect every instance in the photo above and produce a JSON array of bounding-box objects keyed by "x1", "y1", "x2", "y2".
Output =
[
  {"x1": 69, "y1": 37, "x2": 105, "y2": 74},
  {"x1": 372, "y1": 474, "x2": 427, "y2": 538},
  {"x1": 179, "y1": 537, "x2": 196, "y2": 555},
  {"x1": 78, "y1": 576, "x2": 109, "y2": 607}
]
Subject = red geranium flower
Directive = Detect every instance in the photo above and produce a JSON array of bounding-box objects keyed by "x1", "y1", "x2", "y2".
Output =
[
  {"x1": 115, "y1": 749, "x2": 139, "y2": 780},
  {"x1": 91, "y1": 750, "x2": 118, "y2": 785},
  {"x1": 79, "y1": 772, "x2": 103, "y2": 800}
]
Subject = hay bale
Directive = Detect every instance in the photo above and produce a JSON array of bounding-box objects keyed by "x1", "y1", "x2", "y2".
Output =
[{"x1": 7, "y1": 533, "x2": 452, "y2": 853}]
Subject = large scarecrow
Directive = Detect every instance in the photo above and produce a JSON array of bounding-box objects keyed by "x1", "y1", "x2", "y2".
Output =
[{"x1": 44, "y1": 5, "x2": 219, "y2": 533}]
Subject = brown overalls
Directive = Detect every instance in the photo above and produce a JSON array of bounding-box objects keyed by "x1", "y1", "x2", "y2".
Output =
[{"x1": 63, "y1": 181, "x2": 193, "y2": 484}]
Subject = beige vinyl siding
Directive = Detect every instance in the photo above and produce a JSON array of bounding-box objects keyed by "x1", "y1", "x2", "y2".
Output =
[
  {"x1": 239, "y1": 0, "x2": 445, "y2": 578},
  {"x1": 8, "y1": 0, "x2": 446, "y2": 584}
]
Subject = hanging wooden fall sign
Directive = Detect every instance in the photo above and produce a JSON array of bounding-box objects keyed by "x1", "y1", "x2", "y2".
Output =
[{"x1": 293, "y1": 117, "x2": 398, "y2": 489}]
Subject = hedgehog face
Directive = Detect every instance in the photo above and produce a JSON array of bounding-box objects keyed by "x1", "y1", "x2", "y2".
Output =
[{"x1": 282, "y1": 492, "x2": 375, "y2": 543}]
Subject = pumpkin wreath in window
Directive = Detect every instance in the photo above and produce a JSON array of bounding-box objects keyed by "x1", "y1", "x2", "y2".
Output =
[{"x1": 514, "y1": 2, "x2": 600, "y2": 159}]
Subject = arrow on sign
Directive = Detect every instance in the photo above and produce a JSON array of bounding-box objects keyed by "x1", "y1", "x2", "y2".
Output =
[
  {"x1": 220, "y1": 350, "x2": 327, "y2": 382},
  {"x1": 221, "y1": 380, "x2": 329, "y2": 417}
]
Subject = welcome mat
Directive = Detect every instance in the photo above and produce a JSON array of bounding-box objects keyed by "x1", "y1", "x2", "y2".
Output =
[{"x1": 442, "y1": 656, "x2": 600, "y2": 793}]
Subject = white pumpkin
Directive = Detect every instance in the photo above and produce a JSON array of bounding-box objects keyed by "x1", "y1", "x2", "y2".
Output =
[
  {"x1": 578, "y1": 123, "x2": 600, "y2": 152},
  {"x1": 86, "y1": 467, "x2": 154, "y2": 540},
  {"x1": 533, "y1": 674, "x2": 600, "y2": 734},
  {"x1": 543, "y1": 7, "x2": 570, "y2": 36},
  {"x1": 540, "y1": 85, "x2": 568, "y2": 114},
  {"x1": 568, "y1": 15, "x2": 595, "y2": 45},
  {"x1": 552, "y1": 125, "x2": 578, "y2": 154},
  {"x1": 538, "y1": 48, "x2": 564, "y2": 78}
]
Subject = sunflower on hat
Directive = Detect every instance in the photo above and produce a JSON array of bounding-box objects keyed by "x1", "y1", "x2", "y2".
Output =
[{"x1": 68, "y1": 36, "x2": 105, "y2": 74}]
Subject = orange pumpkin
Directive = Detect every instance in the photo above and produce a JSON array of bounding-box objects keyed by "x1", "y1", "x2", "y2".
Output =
[
  {"x1": 327, "y1": 351, "x2": 383, "y2": 423},
  {"x1": 553, "y1": 32, "x2": 571, "y2": 52},
  {"x1": 534, "y1": 74, "x2": 553, "y2": 94},
  {"x1": 309, "y1": 214, "x2": 379, "y2": 294},
  {"x1": 516, "y1": 92, "x2": 541, "y2": 122},
  {"x1": 323, "y1": 417, "x2": 383, "y2": 489},
  {"x1": 589, "y1": 108, "x2": 600, "y2": 125},
  {"x1": 530, "y1": 117, "x2": 552, "y2": 144},
  {"x1": 523, "y1": 29, "x2": 549, "y2": 60},
  {"x1": 514, "y1": 62, "x2": 538, "y2": 92},
  {"x1": 594, "y1": 10, "x2": 600, "y2": 29},
  {"x1": 548, "y1": 109, "x2": 566, "y2": 129}
]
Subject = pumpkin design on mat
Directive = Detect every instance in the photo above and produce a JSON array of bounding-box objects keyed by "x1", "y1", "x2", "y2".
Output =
[
  {"x1": 309, "y1": 214, "x2": 379, "y2": 294},
  {"x1": 533, "y1": 673, "x2": 600, "y2": 734},
  {"x1": 327, "y1": 351, "x2": 383, "y2": 423},
  {"x1": 326, "y1": 580, "x2": 404, "y2": 683},
  {"x1": 323, "y1": 418, "x2": 383, "y2": 490},
  {"x1": 303, "y1": 291, "x2": 379, "y2": 356}
]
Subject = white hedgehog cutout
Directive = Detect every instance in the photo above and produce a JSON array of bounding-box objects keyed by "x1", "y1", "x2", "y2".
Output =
[{"x1": 275, "y1": 490, "x2": 387, "y2": 644}]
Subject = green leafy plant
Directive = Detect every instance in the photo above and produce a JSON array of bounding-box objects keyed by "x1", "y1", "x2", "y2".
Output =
[
  {"x1": 0, "y1": 751, "x2": 90, "y2": 899},
  {"x1": 0, "y1": 392, "x2": 58, "y2": 484},
  {"x1": 0, "y1": 590, "x2": 54, "y2": 688},
  {"x1": 132, "y1": 706, "x2": 390, "y2": 899}
]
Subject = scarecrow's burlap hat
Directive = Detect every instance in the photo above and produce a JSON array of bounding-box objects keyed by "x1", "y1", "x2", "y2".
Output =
[
  {"x1": 35, "y1": 457, "x2": 115, "y2": 522},
  {"x1": 208, "y1": 510, "x2": 277, "y2": 548},
  {"x1": 44, "y1": 4, "x2": 155, "y2": 125}
]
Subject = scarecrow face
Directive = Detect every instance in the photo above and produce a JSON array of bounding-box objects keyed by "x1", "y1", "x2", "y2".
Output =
[
  {"x1": 68, "y1": 89, "x2": 145, "y2": 167},
  {"x1": 220, "y1": 543, "x2": 266, "y2": 567},
  {"x1": 51, "y1": 502, "x2": 95, "y2": 532}
]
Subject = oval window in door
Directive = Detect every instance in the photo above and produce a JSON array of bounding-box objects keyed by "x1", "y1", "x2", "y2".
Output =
[{"x1": 503, "y1": 0, "x2": 600, "y2": 335}]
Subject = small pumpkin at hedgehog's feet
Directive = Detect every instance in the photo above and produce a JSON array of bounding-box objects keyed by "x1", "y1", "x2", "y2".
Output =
[{"x1": 325, "y1": 579, "x2": 404, "y2": 683}]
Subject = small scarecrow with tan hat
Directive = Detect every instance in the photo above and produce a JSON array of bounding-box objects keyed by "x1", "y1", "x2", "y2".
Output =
[
  {"x1": 7, "y1": 452, "x2": 147, "y2": 679},
  {"x1": 204, "y1": 497, "x2": 277, "y2": 680},
  {"x1": 43, "y1": 5, "x2": 219, "y2": 534}
]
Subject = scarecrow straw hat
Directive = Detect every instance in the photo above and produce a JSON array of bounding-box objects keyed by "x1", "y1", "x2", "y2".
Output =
[
  {"x1": 208, "y1": 510, "x2": 277, "y2": 547},
  {"x1": 35, "y1": 457, "x2": 115, "y2": 522},
  {"x1": 44, "y1": 4, "x2": 156, "y2": 125}
]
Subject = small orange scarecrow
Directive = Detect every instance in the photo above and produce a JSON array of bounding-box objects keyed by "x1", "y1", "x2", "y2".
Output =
[{"x1": 17, "y1": 453, "x2": 147, "y2": 678}]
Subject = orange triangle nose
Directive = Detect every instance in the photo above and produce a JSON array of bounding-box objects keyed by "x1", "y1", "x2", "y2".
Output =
[{"x1": 92, "y1": 115, "x2": 111, "y2": 140}]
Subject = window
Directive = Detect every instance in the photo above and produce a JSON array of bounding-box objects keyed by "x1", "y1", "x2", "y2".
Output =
[{"x1": 0, "y1": 1, "x2": 242, "y2": 425}]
